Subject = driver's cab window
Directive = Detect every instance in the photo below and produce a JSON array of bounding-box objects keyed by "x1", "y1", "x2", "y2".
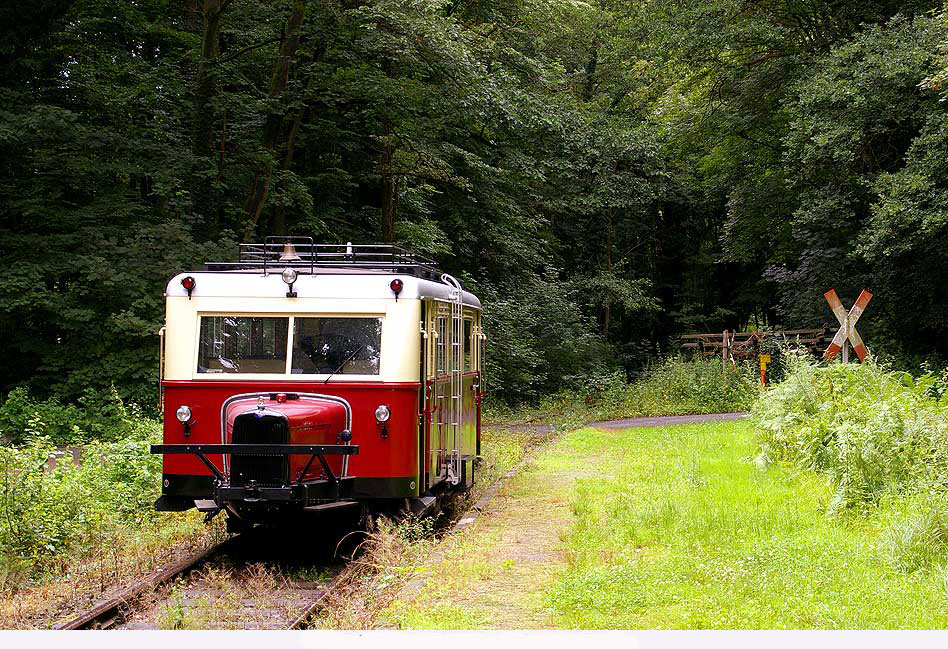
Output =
[{"x1": 291, "y1": 317, "x2": 382, "y2": 374}]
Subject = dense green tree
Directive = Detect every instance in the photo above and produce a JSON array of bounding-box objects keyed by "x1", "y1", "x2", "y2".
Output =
[{"x1": 3, "y1": 0, "x2": 948, "y2": 411}]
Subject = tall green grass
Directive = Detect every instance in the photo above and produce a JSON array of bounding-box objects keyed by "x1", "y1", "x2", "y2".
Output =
[
  {"x1": 754, "y1": 352, "x2": 948, "y2": 511},
  {"x1": 600, "y1": 357, "x2": 760, "y2": 420},
  {"x1": 490, "y1": 356, "x2": 761, "y2": 428},
  {"x1": 547, "y1": 422, "x2": 948, "y2": 628}
]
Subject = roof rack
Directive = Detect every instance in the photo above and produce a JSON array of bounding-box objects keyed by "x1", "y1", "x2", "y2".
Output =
[{"x1": 204, "y1": 237, "x2": 444, "y2": 281}]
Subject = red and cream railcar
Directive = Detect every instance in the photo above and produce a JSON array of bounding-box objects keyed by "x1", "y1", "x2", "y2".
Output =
[{"x1": 152, "y1": 239, "x2": 484, "y2": 527}]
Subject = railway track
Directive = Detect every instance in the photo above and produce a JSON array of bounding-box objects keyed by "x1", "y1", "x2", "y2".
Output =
[{"x1": 54, "y1": 523, "x2": 353, "y2": 630}]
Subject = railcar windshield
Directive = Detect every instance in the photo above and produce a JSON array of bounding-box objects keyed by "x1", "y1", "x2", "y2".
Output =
[
  {"x1": 196, "y1": 315, "x2": 381, "y2": 375},
  {"x1": 292, "y1": 317, "x2": 382, "y2": 375},
  {"x1": 198, "y1": 316, "x2": 288, "y2": 373}
]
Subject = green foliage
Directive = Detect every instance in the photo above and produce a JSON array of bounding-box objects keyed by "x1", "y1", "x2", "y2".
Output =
[
  {"x1": 4, "y1": 0, "x2": 948, "y2": 410},
  {"x1": 498, "y1": 357, "x2": 760, "y2": 427},
  {"x1": 600, "y1": 357, "x2": 760, "y2": 420},
  {"x1": 879, "y1": 498, "x2": 948, "y2": 572},
  {"x1": 754, "y1": 352, "x2": 948, "y2": 510},
  {"x1": 546, "y1": 421, "x2": 948, "y2": 628},
  {"x1": 0, "y1": 386, "x2": 149, "y2": 445},
  {"x1": 482, "y1": 271, "x2": 614, "y2": 401},
  {"x1": 0, "y1": 391, "x2": 172, "y2": 584}
]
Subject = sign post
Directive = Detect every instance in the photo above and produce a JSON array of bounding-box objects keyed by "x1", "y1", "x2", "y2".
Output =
[
  {"x1": 823, "y1": 289, "x2": 872, "y2": 362},
  {"x1": 759, "y1": 354, "x2": 771, "y2": 386}
]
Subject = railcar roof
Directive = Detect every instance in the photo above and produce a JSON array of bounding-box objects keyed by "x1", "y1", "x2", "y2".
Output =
[{"x1": 165, "y1": 270, "x2": 481, "y2": 309}]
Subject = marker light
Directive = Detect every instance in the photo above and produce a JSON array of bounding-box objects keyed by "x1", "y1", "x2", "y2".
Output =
[
  {"x1": 181, "y1": 276, "x2": 196, "y2": 298},
  {"x1": 390, "y1": 278, "x2": 403, "y2": 295},
  {"x1": 375, "y1": 405, "x2": 391, "y2": 423},
  {"x1": 175, "y1": 405, "x2": 192, "y2": 423}
]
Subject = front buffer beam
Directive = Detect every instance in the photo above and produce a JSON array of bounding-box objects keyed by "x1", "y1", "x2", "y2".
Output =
[{"x1": 151, "y1": 443, "x2": 359, "y2": 509}]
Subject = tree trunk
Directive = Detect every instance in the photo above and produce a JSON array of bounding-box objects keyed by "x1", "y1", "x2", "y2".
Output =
[
  {"x1": 380, "y1": 136, "x2": 398, "y2": 243},
  {"x1": 583, "y1": 44, "x2": 599, "y2": 102},
  {"x1": 194, "y1": 0, "x2": 228, "y2": 158},
  {"x1": 192, "y1": 0, "x2": 229, "y2": 230},
  {"x1": 243, "y1": 0, "x2": 306, "y2": 242},
  {"x1": 273, "y1": 49, "x2": 321, "y2": 236},
  {"x1": 602, "y1": 207, "x2": 613, "y2": 337}
]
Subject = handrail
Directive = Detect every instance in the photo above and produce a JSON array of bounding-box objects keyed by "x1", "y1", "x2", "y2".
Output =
[{"x1": 205, "y1": 241, "x2": 447, "y2": 282}]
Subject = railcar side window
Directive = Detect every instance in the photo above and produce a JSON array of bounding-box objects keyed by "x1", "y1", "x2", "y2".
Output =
[
  {"x1": 292, "y1": 318, "x2": 382, "y2": 375},
  {"x1": 198, "y1": 316, "x2": 288, "y2": 374},
  {"x1": 463, "y1": 319, "x2": 473, "y2": 371}
]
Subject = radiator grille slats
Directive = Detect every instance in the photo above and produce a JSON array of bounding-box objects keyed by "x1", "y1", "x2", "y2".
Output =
[{"x1": 230, "y1": 412, "x2": 289, "y2": 487}]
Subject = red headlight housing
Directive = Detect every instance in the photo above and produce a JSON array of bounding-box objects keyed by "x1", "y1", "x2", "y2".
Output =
[
  {"x1": 390, "y1": 278, "x2": 403, "y2": 296},
  {"x1": 181, "y1": 276, "x2": 196, "y2": 298}
]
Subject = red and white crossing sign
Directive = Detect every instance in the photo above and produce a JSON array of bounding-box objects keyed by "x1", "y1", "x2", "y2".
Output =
[{"x1": 823, "y1": 289, "x2": 872, "y2": 362}]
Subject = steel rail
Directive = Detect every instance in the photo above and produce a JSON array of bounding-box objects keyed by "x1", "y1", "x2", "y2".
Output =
[
  {"x1": 52, "y1": 537, "x2": 235, "y2": 630},
  {"x1": 286, "y1": 571, "x2": 347, "y2": 629}
]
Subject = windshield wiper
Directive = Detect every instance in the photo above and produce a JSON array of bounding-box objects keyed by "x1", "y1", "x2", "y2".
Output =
[{"x1": 323, "y1": 345, "x2": 364, "y2": 384}]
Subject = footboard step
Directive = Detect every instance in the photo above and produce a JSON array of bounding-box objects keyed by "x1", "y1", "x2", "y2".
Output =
[
  {"x1": 410, "y1": 496, "x2": 437, "y2": 516},
  {"x1": 303, "y1": 500, "x2": 359, "y2": 512}
]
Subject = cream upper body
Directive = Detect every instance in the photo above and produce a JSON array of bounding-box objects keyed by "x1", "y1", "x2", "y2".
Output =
[{"x1": 162, "y1": 271, "x2": 480, "y2": 383}]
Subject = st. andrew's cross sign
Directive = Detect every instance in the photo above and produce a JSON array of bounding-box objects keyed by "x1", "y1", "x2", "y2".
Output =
[{"x1": 823, "y1": 289, "x2": 873, "y2": 362}]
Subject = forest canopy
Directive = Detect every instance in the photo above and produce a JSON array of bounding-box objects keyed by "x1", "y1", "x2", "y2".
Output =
[{"x1": 1, "y1": 0, "x2": 947, "y2": 406}]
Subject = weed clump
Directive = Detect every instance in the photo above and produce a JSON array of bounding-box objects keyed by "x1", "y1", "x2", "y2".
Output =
[
  {"x1": 754, "y1": 351, "x2": 948, "y2": 510},
  {"x1": 880, "y1": 499, "x2": 948, "y2": 572},
  {"x1": 496, "y1": 357, "x2": 761, "y2": 428}
]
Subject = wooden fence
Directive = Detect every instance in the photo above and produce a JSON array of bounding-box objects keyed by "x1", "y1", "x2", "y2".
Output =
[{"x1": 679, "y1": 328, "x2": 833, "y2": 360}]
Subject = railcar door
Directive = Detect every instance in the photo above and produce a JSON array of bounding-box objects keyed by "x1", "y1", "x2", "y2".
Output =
[
  {"x1": 428, "y1": 301, "x2": 451, "y2": 484},
  {"x1": 425, "y1": 296, "x2": 477, "y2": 489}
]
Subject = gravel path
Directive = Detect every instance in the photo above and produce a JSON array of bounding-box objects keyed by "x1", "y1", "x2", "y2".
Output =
[{"x1": 590, "y1": 412, "x2": 747, "y2": 429}]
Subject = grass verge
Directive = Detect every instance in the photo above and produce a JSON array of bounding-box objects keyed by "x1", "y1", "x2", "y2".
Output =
[
  {"x1": 385, "y1": 420, "x2": 948, "y2": 629},
  {"x1": 310, "y1": 420, "x2": 555, "y2": 629},
  {"x1": 552, "y1": 421, "x2": 948, "y2": 628}
]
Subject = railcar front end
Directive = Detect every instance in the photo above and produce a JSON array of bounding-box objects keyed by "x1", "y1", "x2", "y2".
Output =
[{"x1": 152, "y1": 242, "x2": 483, "y2": 529}]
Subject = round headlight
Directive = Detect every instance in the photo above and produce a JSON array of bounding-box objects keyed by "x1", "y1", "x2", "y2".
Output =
[
  {"x1": 375, "y1": 405, "x2": 391, "y2": 423},
  {"x1": 281, "y1": 268, "x2": 298, "y2": 285},
  {"x1": 175, "y1": 405, "x2": 192, "y2": 423}
]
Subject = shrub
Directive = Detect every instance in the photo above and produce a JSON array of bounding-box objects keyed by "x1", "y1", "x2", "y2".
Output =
[
  {"x1": 753, "y1": 351, "x2": 948, "y2": 510},
  {"x1": 0, "y1": 404, "x2": 161, "y2": 575},
  {"x1": 0, "y1": 386, "x2": 146, "y2": 445},
  {"x1": 595, "y1": 356, "x2": 761, "y2": 420}
]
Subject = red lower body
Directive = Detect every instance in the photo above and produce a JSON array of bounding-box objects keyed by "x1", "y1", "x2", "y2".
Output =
[{"x1": 160, "y1": 380, "x2": 422, "y2": 505}]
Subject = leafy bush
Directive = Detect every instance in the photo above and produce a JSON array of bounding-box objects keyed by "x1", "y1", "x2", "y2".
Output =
[
  {"x1": 0, "y1": 419, "x2": 164, "y2": 579},
  {"x1": 753, "y1": 352, "x2": 948, "y2": 510},
  {"x1": 591, "y1": 357, "x2": 760, "y2": 421},
  {"x1": 0, "y1": 387, "x2": 182, "y2": 592},
  {"x1": 0, "y1": 386, "x2": 147, "y2": 445},
  {"x1": 481, "y1": 272, "x2": 614, "y2": 402}
]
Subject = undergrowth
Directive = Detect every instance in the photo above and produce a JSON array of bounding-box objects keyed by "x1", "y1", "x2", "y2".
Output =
[
  {"x1": 754, "y1": 351, "x2": 948, "y2": 511},
  {"x1": 0, "y1": 391, "x2": 213, "y2": 628},
  {"x1": 753, "y1": 351, "x2": 948, "y2": 577},
  {"x1": 490, "y1": 356, "x2": 760, "y2": 428}
]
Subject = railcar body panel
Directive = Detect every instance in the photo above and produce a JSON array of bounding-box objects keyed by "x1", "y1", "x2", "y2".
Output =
[
  {"x1": 154, "y1": 242, "x2": 483, "y2": 520},
  {"x1": 161, "y1": 381, "x2": 422, "y2": 500}
]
